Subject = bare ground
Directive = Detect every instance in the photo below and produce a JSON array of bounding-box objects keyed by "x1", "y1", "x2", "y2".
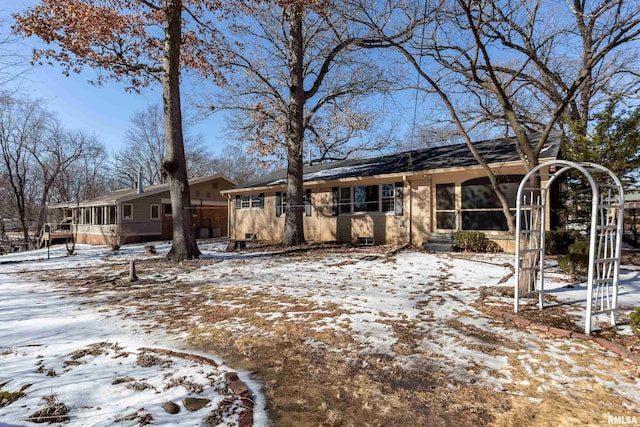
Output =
[{"x1": 33, "y1": 242, "x2": 640, "y2": 426}]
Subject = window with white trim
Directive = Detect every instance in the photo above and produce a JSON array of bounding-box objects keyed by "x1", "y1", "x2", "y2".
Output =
[
  {"x1": 106, "y1": 206, "x2": 117, "y2": 225},
  {"x1": 276, "y1": 192, "x2": 287, "y2": 217},
  {"x1": 381, "y1": 183, "x2": 395, "y2": 212},
  {"x1": 82, "y1": 207, "x2": 91, "y2": 225},
  {"x1": 94, "y1": 207, "x2": 104, "y2": 225},
  {"x1": 236, "y1": 193, "x2": 264, "y2": 209},
  {"x1": 339, "y1": 187, "x2": 351, "y2": 214},
  {"x1": 338, "y1": 183, "x2": 403, "y2": 215},
  {"x1": 122, "y1": 204, "x2": 133, "y2": 220},
  {"x1": 150, "y1": 204, "x2": 160, "y2": 220}
]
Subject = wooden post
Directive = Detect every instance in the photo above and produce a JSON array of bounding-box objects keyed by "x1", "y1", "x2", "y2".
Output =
[{"x1": 129, "y1": 260, "x2": 138, "y2": 282}]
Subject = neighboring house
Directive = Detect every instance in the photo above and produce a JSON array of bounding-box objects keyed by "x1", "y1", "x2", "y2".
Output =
[
  {"x1": 221, "y1": 132, "x2": 562, "y2": 251},
  {"x1": 47, "y1": 175, "x2": 235, "y2": 246}
]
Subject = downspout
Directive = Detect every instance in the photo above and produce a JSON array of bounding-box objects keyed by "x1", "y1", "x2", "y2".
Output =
[
  {"x1": 404, "y1": 175, "x2": 412, "y2": 245},
  {"x1": 117, "y1": 203, "x2": 121, "y2": 247},
  {"x1": 226, "y1": 194, "x2": 233, "y2": 239}
]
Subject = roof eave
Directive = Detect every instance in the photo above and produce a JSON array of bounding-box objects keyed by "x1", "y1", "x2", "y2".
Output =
[{"x1": 220, "y1": 157, "x2": 559, "y2": 195}]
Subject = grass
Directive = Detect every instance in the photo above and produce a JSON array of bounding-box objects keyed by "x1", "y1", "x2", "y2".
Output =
[{"x1": 0, "y1": 383, "x2": 31, "y2": 408}]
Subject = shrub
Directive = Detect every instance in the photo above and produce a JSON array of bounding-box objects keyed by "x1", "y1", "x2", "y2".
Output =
[
  {"x1": 545, "y1": 229, "x2": 579, "y2": 255},
  {"x1": 558, "y1": 240, "x2": 590, "y2": 280},
  {"x1": 453, "y1": 231, "x2": 503, "y2": 253},
  {"x1": 630, "y1": 307, "x2": 640, "y2": 339},
  {"x1": 454, "y1": 231, "x2": 486, "y2": 252},
  {"x1": 484, "y1": 240, "x2": 503, "y2": 253}
]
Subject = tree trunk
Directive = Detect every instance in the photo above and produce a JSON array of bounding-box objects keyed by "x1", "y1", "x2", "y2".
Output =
[
  {"x1": 162, "y1": 0, "x2": 200, "y2": 261},
  {"x1": 282, "y1": 7, "x2": 306, "y2": 247}
]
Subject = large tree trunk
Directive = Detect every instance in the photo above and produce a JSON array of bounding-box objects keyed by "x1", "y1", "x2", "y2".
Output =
[
  {"x1": 282, "y1": 7, "x2": 306, "y2": 247},
  {"x1": 162, "y1": 0, "x2": 200, "y2": 261}
]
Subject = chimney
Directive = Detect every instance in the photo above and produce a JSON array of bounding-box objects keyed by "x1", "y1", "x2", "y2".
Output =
[{"x1": 137, "y1": 168, "x2": 144, "y2": 194}]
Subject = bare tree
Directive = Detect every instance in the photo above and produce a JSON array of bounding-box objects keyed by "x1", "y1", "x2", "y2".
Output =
[
  {"x1": 111, "y1": 104, "x2": 221, "y2": 187},
  {"x1": 52, "y1": 134, "x2": 110, "y2": 204},
  {"x1": 0, "y1": 15, "x2": 30, "y2": 94},
  {"x1": 0, "y1": 96, "x2": 104, "y2": 244},
  {"x1": 371, "y1": 0, "x2": 640, "y2": 233},
  {"x1": 209, "y1": 145, "x2": 268, "y2": 184},
  {"x1": 0, "y1": 155, "x2": 18, "y2": 240},
  {"x1": 113, "y1": 104, "x2": 167, "y2": 187},
  {"x1": 0, "y1": 96, "x2": 48, "y2": 243},
  {"x1": 208, "y1": 0, "x2": 419, "y2": 246}
]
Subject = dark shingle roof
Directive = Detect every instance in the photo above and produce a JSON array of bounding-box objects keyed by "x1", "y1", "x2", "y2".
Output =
[
  {"x1": 236, "y1": 131, "x2": 562, "y2": 189},
  {"x1": 50, "y1": 174, "x2": 236, "y2": 208}
]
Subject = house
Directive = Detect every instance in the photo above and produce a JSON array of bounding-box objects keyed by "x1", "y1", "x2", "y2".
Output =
[
  {"x1": 221, "y1": 132, "x2": 562, "y2": 251},
  {"x1": 47, "y1": 175, "x2": 235, "y2": 246}
]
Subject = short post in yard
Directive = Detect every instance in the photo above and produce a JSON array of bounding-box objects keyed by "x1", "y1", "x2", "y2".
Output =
[{"x1": 129, "y1": 260, "x2": 138, "y2": 282}]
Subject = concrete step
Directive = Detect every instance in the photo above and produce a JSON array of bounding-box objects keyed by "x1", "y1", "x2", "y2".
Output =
[
  {"x1": 423, "y1": 233, "x2": 455, "y2": 252},
  {"x1": 424, "y1": 242, "x2": 454, "y2": 252}
]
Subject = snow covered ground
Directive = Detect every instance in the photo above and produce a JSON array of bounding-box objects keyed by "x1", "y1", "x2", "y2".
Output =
[
  {"x1": 0, "y1": 243, "x2": 266, "y2": 426},
  {"x1": 0, "y1": 241, "x2": 639, "y2": 425}
]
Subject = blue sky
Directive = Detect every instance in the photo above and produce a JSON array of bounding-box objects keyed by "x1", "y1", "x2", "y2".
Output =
[{"x1": 2, "y1": 1, "x2": 228, "y2": 156}]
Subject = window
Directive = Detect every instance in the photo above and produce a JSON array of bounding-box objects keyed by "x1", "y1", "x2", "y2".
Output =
[
  {"x1": 354, "y1": 185, "x2": 379, "y2": 212},
  {"x1": 382, "y1": 184, "x2": 395, "y2": 212},
  {"x1": 337, "y1": 183, "x2": 402, "y2": 214},
  {"x1": 339, "y1": 187, "x2": 351, "y2": 214},
  {"x1": 276, "y1": 192, "x2": 287, "y2": 217},
  {"x1": 436, "y1": 183, "x2": 456, "y2": 229},
  {"x1": 253, "y1": 194, "x2": 265, "y2": 208},
  {"x1": 164, "y1": 204, "x2": 172, "y2": 216},
  {"x1": 107, "y1": 206, "x2": 117, "y2": 224},
  {"x1": 239, "y1": 193, "x2": 264, "y2": 209},
  {"x1": 304, "y1": 189, "x2": 312, "y2": 217},
  {"x1": 94, "y1": 207, "x2": 103, "y2": 225},
  {"x1": 122, "y1": 204, "x2": 133, "y2": 220},
  {"x1": 150, "y1": 204, "x2": 160, "y2": 220},
  {"x1": 83, "y1": 208, "x2": 91, "y2": 225},
  {"x1": 394, "y1": 183, "x2": 404, "y2": 215},
  {"x1": 460, "y1": 175, "x2": 523, "y2": 231},
  {"x1": 241, "y1": 195, "x2": 251, "y2": 209}
]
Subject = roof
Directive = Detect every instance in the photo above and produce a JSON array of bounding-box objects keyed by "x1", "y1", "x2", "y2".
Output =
[
  {"x1": 49, "y1": 174, "x2": 236, "y2": 208},
  {"x1": 232, "y1": 131, "x2": 562, "y2": 190}
]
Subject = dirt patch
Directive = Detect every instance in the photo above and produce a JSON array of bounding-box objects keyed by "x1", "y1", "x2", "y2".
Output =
[{"x1": 621, "y1": 249, "x2": 640, "y2": 266}]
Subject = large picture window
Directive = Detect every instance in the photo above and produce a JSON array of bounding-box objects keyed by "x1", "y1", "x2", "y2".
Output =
[
  {"x1": 461, "y1": 175, "x2": 523, "y2": 231},
  {"x1": 354, "y1": 185, "x2": 379, "y2": 212}
]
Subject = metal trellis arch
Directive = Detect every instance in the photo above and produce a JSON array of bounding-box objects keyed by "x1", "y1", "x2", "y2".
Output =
[{"x1": 514, "y1": 160, "x2": 624, "y2": 335}]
